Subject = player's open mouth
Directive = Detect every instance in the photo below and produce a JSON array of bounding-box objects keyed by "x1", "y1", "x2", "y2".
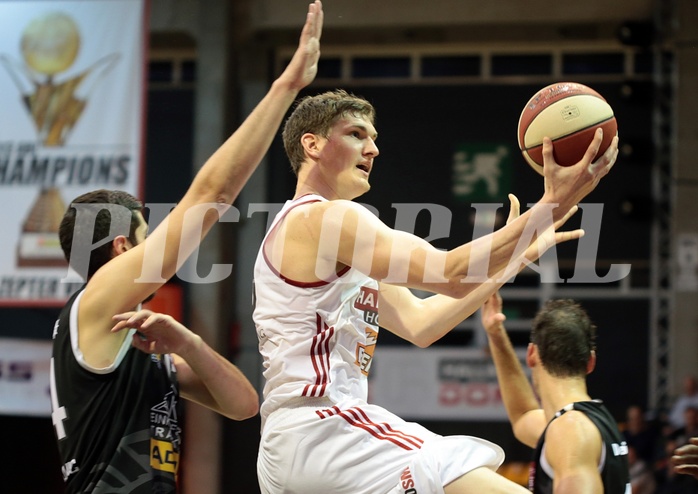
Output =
[{"x1": 357, "y1": 164, "x2": 370, "y2": 174}]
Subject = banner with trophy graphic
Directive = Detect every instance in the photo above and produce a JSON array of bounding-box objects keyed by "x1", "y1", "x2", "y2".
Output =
[{"x1": 0, "y1": 0, "x2": 147, "y2": 305}]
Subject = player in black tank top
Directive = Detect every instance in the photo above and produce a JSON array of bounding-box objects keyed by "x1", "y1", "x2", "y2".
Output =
[
  {"x1": 530, "y1": 401, "x2": 630, "y2": 493},
  {"x1": 483, "y1": 294, "x2": 630, "y2": 493},
  {"x1": 52, "y1": 287, "x2": 182, "y2": 493}
]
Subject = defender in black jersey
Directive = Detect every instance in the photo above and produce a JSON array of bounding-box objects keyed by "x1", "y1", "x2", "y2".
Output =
[
  {"x1": 50, "y1": 3, "x2": 325, "y2": 491},
  {"x1": 530, "y1": 401, "x2": 630, "y2": 493},
  {"x1": 53, "y1": 289, "x2": 183, "y2": 492},
  {"x1": 482, "y1": 294, "x2": 630, "y2": 493}
]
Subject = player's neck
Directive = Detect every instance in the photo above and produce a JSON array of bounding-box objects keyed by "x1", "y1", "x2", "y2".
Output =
[
  {"x1": 540, "y1": 375, "x2": 590, "y2": 420},
  {"x1": 294, "y1": 169, "x2": 338, "y2": 200}
]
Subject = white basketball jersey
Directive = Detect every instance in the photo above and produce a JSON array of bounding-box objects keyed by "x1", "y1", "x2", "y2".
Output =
[{"x1": 253, "y1": 195, "x2": 380, "y2": 423}]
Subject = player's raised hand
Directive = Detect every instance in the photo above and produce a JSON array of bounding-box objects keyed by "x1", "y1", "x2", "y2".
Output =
[
  {"x1": 277, "y1": 0, "x2": 324, "y2": 91},
  {"x1": 481, "y1": 292, "x2": 506, "y2": 335},
  {"x1": 498, "y1": 194, "x2": 582, "y2": 280},
  {"x1": 542, "y1": 128, "x2": 619, "y2": 214}
]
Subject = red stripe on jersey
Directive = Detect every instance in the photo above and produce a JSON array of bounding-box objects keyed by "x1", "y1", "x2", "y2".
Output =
[{"x1": 303, "y1": 315, "x2": 334, "y2": 397}]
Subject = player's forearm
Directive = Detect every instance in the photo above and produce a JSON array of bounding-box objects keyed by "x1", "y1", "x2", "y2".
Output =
[
  {"x1": 387, "y1": 279, "x2": 503, "y2": 347},
  {"x1": 444, "y1": 203, "x2": 557, "y2": 296},
  {"x1": 177, "y1": 337, "x2": 259, "y2": 420},
  {"x1": 486, "y1": 324, "x2": 539, "y2": 422},
  {"x1": 187, "y1": 79, "x2": 301, "y2": 206}
]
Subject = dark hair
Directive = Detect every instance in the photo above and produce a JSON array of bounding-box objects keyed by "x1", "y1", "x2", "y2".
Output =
[
  {"x1": 530, "y1": 299, "x2": 596, "y2": 378},
  {"x1": 58, "y1": 189, "x2": 143, "y2": 279},
  {"x1": 282, "y1": 89, "x2": 376, "y2": 175}
]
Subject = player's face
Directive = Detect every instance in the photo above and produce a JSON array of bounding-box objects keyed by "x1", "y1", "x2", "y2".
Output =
[{"x1": 318, "y1": 115, "x2": 379, "y2": 200}]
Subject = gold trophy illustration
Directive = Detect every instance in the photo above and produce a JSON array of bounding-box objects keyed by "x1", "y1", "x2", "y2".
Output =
[
  {"x1": 0, "y1": 11, "x2": 119, "y2": 146},
  {"x1": 16, "y1": 187, "x2": 68, "y2": 267}
]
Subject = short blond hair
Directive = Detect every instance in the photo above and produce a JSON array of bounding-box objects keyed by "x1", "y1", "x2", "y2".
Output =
[{"x1": 282, "y1": 89, "x2": 376, "y2": 175}]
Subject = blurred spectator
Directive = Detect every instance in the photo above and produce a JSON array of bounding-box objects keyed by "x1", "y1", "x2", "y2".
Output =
[
  {"x1": 668, "y1": 376, "x2": 698, "y2": 431},
  {"x1": 668, "y1": 406, "x2": 698, "y2": 447},
  {"x1": 628, "y1": 444, "x2": 656, "y2": 494},
  {"x1": 623, "y1": 404, "x2": 663, "y2": 467}
]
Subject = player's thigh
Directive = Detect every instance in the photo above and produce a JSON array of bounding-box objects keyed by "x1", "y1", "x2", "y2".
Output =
[{"x1": 444, "y1": 466, "x2": 529, "y2": 494}]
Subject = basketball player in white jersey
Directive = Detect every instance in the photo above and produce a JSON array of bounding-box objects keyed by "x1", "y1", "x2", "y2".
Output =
[{"x1": 253, "y1": 72, "x2": 619, "y2": 491}]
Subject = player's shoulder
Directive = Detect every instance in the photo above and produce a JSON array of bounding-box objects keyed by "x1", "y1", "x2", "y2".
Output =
[
  {"x1": 548, "y1": 408, "x2": 601, "y2": 447},
  {"x1": 288, "y1": 198, "x2": 370, "y2": 222}
]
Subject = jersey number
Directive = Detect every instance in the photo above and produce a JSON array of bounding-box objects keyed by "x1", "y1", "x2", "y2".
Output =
[{"x1": 50, "y1": 358, "x2": 68, "y2": 440}]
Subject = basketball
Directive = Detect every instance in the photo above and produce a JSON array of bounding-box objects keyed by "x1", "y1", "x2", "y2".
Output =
[{"x1": 517, "y1": 82, "x2": 617, "y2": 175}]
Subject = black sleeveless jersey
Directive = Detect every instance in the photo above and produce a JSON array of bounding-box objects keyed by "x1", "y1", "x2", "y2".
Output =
[
  {"x1": 50, "y1": 287, "x2": 182, "y2": 493},
  {"x1": 529, "y1": 400, "x2": 631, "y2": 493}
]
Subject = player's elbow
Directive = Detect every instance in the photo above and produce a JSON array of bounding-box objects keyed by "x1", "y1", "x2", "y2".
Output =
[
  {"x1": 239, "y1": 401, "x2": 260, "y2": 421},
  {"x1": 189, "y1": 175, "x2": 237, "y2": 206},
  {"x1": 436, "y1": 279, "x2": 475, "y2": 299},
  {"x1": 241, "y1": 389, "x2": 261, "y2": 419},
  {"x1": 229, "y1": 391, "x2": 260, "y2": 420},
  {"x1": 411, "y1": 335, "x2": 434, "y2": 349},
  {"x1": 404, "y1": 327, "x2": 441, "y2": 348}
]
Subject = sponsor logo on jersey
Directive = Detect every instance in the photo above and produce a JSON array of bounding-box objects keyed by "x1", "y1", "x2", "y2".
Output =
[
  {"x1": 612, "y1": 441, "x2": 629, "y2": 456},
  {"x1": 528, "y1": 461, "x2": 536, "y2": 490},
  {"x1": 400, "y1": 466, "x2": 418, "y2": 493},
  {"x1": 61, "y1": 458, "x2": 79, "y2": 481},
  {"x1": 354, "y1": 286, "x2": 378, "y2": 311},
  {"x1": 355, "y1": 285, "x2": 379, "y2": 326},
  {"x1": 149, "y1": 388, "x2": 181, "y2": 473},
  {"x1": 150, "y1": 438, "x2": 179, "y2": 473},
  {"x1": 355, "y1": 327, "x2": 378, "y2": 376}
]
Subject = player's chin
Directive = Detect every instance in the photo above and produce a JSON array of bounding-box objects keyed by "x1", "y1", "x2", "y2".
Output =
[
  {"x1": 359, "y1": 182, "x2": 371, "y2": 197},
  {"x1": 349, "y1": 180, "x2": 370, "y2": 199}
]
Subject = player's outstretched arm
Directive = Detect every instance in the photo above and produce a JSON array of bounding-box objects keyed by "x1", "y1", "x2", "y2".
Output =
[
  {"x1": 480, "y1": 291, "x2": 545, "y2": 447},
  {"x1": 95, "y1": 0, "x2": 324, "y2": 301},
  {"x1": 439, "y1": 130, "x2": 616, "y2": 296},
  {"x1": 79, "y1": 1, "x2": 324, "y2": 367},
  {"x1": 376, "y1": 195, "x2": 580, "y2": 348},
  {"x1": 112, "y1": 310, "x2": 259, "y2": 420}
]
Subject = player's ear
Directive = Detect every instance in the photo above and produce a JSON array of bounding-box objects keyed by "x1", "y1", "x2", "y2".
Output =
[
  {"x1": 301, "y1": 132, "x2": 323, "y2": 159},
  {"x1": 526, "y1": 343, "x2": 537, "y2": 368},
  {"x1": 586, "y1": 350, "x2": 597, "y2": 375},
  {"x1": 112, "y1": 235, "x2": 131, "y2": 256}
]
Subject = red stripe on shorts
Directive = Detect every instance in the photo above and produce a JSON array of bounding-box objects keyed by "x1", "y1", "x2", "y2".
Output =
[{"x1": 337, "y1": 407, "x2": 424, "y2": 451}]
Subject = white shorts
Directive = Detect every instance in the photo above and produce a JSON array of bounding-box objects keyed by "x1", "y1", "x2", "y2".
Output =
[{"x1": 257, "y1": 398, "x2": 505, "y2": 494}]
